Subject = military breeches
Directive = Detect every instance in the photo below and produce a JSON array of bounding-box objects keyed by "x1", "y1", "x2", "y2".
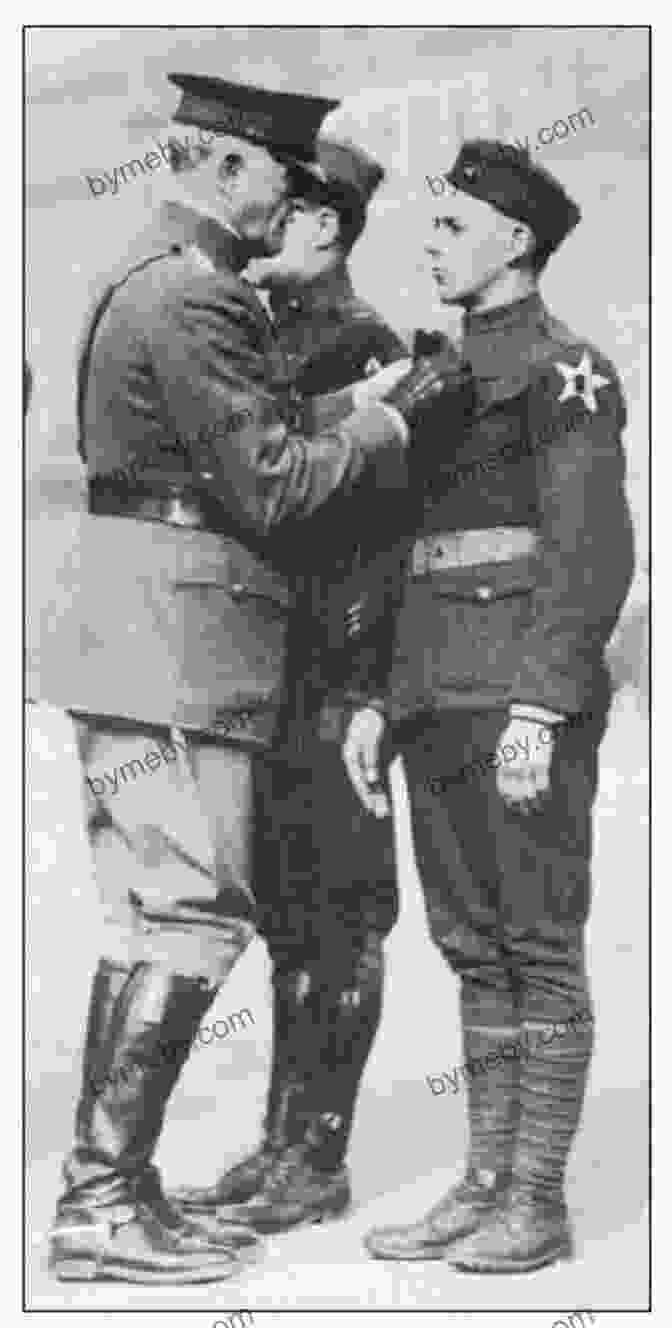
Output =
[
  {"x1": 252, "y1": 724, "x2": 399, "y2": 975},
  {"x1": 401, "y1": 708, "x2": 606, "y2": 1027},
  {"x1": 74, "y1": 715, "x2": 257, "y2": 983}
]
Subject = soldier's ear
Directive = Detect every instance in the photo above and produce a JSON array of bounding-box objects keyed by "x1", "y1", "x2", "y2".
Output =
[
  {"x1": 508, "y1": 220, "x2": 535, "y2": 267},
  {"x1": 314, "y1": 205, "x2": 341, "y2": 251}
]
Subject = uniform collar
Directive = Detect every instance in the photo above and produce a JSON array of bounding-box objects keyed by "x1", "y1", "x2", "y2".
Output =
[
  {"x1": 462, "y1": 291, "x2": 548, "y2": 396},
  {"x1": 463, "y1": 291, "x2": 544, "y2": 339},
  {"x1": 161, "y1": 201, "x2": 249, "y2": 273},
  {"x1": 269, "y1": 265, "x2": 354, "y2": 320},
  {"x1": 192, "y1": 217, "x2": 249, "y2": 274}
]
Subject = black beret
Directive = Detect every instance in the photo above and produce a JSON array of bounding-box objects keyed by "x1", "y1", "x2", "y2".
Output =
[
  {"x1": 446, "y1": 138, "x2": 581, "y2": 256},
  {"x1": 168, "y1": 73, "x2": 339, "y2": 165}
]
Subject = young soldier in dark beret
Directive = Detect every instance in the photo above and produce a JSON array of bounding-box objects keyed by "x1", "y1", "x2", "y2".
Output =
[
  {"x1": 343, "y1": 140, "x2": 635, "y2": 1273},
  {"x1": 40, "y1": 73, "x2": 462, "y2": 1286}
]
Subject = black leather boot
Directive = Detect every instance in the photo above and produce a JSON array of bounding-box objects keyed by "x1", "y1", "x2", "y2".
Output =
[
  {"x1": 231, "y1": 1138, "x2": 351, "y2": 1233},
  {"x1": 173, "y1": 968, "x2": 315, "y2": 1211},
  {"x1": 50, "y1": 960, "x2": 257, "y2": 1283},
  {"x1": 227, "y1": 934, "x2": 385, "y2": 1234}
]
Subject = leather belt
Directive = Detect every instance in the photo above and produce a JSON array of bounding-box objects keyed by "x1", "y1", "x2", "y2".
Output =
[
  {"x1": 411, "y1": 526, "x2": 538, "y2": 575},
  {"x1": 89, "y1": 477, "x2": 213, "y2": 529}
]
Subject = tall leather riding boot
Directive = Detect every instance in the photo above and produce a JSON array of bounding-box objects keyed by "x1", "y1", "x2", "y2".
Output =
[
  {"x1": 174, "y1": 967, "x2": 316, "y2": 1211},
  {"x1": 452, "y1": 1012, "x2": 594, "y2": 1273},
  {"x1": 366, "y1": 979, "x2": 520, "y2": 1260},
  {"x1": 50, "y1": 959, "x2": 253, "y2": 1283}
]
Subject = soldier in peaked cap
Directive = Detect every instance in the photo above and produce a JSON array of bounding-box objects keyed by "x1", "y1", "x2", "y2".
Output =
[
  {"x1": 174, "y1": 119, "x2": 419, "y2": 1232},
  {"x1": 40, "y1": 73, "x2": 460, "y2": 1285},
  {"x1": 340, "y1": 140, "x2": 635, "y2": 1272}
]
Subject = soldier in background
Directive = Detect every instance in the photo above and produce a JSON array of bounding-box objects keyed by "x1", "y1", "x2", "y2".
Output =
[
  {"x1": 38, "y1": 72, "x2": 452, "y2": 1285},
  {"x1": 343, "y1": 141, "x2": 635, "y2": 1273},
  {"x1": 175, "y1": 123, "x2": 415, "y2": 1231}
]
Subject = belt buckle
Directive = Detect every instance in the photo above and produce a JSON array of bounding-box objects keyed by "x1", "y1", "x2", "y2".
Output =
[{"x1": 429, "y1": 533, "x2": 460, "y2": 571}]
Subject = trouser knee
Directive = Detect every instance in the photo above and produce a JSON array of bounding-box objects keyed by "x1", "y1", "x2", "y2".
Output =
[
  {"x1": 501, "y1": 921, "x2": 591, "y2": 1024},
  {"x1": 429, "y1": 918, "x2": 502, "y2": 978}
]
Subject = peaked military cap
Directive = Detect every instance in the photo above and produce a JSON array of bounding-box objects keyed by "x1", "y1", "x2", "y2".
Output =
[
  {"x1": 168, "y1": 73, "x2": 339, "y2": 164},
  {"x1": 446, "y1": 138, "x2": 581, "y2": 256}
]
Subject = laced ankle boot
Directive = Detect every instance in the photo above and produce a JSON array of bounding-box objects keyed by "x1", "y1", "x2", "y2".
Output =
[{"x1": 232, "y1": 1134, "x2": 351, "y2": 1234}]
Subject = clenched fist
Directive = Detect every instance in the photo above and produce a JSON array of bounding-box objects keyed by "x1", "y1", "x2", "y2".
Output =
[{"x1": 496, "y1": 717, "x2": 556, "y2": 813}]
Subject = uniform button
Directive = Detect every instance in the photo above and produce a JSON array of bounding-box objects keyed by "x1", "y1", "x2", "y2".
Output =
[
  {"x1": 201, "y1": 471, "x2": 214, "y2": 480},
  {"x1": 476, "y1": 585, "x2": 494, "y2": 601},
  {"x1": 230, "y1": 582, "x2": 244, "y2": 597}
]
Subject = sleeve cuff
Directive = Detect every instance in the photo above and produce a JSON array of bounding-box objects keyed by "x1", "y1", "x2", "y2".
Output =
[
  {"x1": 343, "y1": 692, "x2": 388, "y2": 716},
  {"x1": 378, "y1": 403, "x2": 410, "y2": 445}
]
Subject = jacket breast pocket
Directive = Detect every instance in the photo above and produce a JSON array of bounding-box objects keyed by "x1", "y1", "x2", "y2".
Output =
[{"x1": 429, "y1": 558, "x2": 536, "y2": 693}]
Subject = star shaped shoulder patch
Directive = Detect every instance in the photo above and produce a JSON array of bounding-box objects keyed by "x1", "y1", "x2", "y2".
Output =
[{"x1": 553, "y1": 350, "x2": 611, "y2": 414}]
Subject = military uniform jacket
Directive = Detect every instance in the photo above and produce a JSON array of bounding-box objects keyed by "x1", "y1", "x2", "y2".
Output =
[
  {"x1": 386, "y1": 292, "x2": 635, "y2": 722},
  {"x1": 267, "y1": 268, "x2": 409, "y2": 737},
  {"x1": 29, "y1": 231, "x2": 406, "y2": 743}
]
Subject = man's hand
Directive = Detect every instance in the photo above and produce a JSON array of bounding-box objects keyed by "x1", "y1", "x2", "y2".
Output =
[
  {"x1": 351, "y1": 359, "x2": 413, "y2": 409},
  {"x1": 342, "y1": 707, "x2": 390, "y2": 817},
  {"x1": 496, "y1": 717, "x2": 555, "y2": 814},
  {"x1": 384, "y1": 349, "x2": 476, "y2": 434}
]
